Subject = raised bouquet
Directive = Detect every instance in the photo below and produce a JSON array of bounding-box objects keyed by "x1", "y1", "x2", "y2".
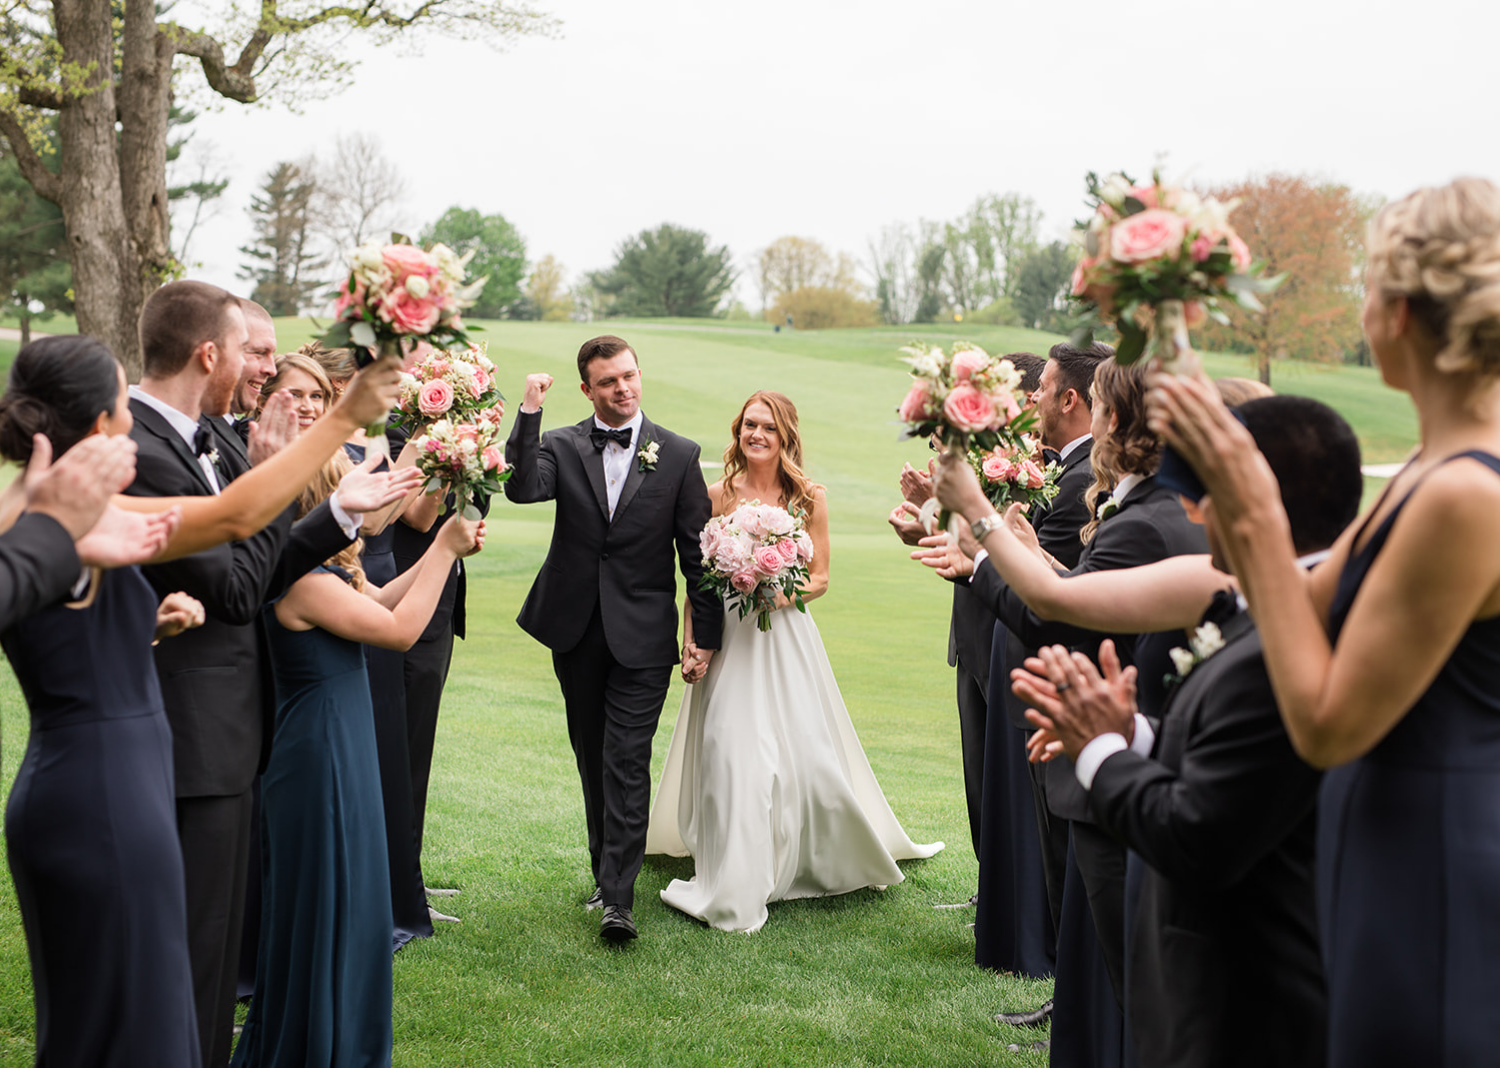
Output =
[
  {"x1": 318, "y1": 236, "x2": 488, "y2": 454},
  {"x1": 392, "y1": 342, "x2": 503, "y2": 434},
  {"x1": 698, "y1": 501, "x2": 814, "y2": 632},
  {"x1": 410, "y1": 407, "x2": 510, "y2": 521},
  {"x1": 1069, "y1": 171, "x2": 1280, "y2": 373},
  {"x1": 971, "y1": 441, "x2": 1060, "y2": 512}
]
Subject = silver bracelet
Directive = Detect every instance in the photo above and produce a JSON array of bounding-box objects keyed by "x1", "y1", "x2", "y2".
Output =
[{"x1": 969, "y1": 512, "x2": 1004, "y2": 541}]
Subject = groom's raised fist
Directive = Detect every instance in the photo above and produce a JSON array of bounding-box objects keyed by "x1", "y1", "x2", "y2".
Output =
[{"x1": 522, "y1": 373, "x2": 554, "y2": 413}]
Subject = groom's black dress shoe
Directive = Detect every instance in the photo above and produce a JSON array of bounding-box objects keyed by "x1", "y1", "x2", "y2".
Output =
[
  {"x1": 600, "y1": 905, "x2": 638, "y2": 943},
  {"x1": 584, "y1": 888, "x2": 604, "y2": 911},
  {"x1": 995, "y1": 998, "x2": 1053, "y2": 1028}
]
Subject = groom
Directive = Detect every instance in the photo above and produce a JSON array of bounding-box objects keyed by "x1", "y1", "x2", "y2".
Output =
[{"x1": 506, "y1": 335, "x2": 723, "y2": 943}]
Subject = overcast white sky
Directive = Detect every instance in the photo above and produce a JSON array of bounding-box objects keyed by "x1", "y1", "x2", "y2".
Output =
[{"x1": 179, "y1": 0, "x2": 1500, "y2": 305}]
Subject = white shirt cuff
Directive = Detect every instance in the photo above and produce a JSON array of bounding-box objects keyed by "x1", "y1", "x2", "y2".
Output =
[
  {"x1": 968, "y1": 548, "x2": 988, "y2": 584},
  {"x1": 1074, "y1": 733, "x2": 1129, "y2": 790},
  {"x1": 328, "y1": 493, "x2": 363, "y2": 539},
  {"x1": 1130, "y1": 713, "x2": 1155, "y2": 757}
]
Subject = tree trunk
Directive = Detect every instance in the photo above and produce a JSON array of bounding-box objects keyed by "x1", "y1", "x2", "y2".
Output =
[
  {"x1": 53, "y1": 0, "x2": 145, "y2": 378},
  {"x1": 117, "y1": 0, "x2": 176, "y2": 320},
  {"x1": 19, "y1": 312, "x2": 30, "y2": 347},
  {"x1": 1258, "y1": 350, "x2": 1272, "y2": 387}
]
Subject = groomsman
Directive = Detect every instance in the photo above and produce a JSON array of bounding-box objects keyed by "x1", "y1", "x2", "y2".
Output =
[
  {"x1": 124, "y1": 281, "x2": 369, "y2": 1068},
  {"x1": 1014, "y1": 395, "x2": 1363, "y2": 1067}
]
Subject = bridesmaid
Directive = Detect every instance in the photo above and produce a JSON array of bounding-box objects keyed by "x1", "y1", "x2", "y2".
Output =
[
  {"x1": 1150, "y1": 177, "x2": 1500, "y2": 1066},
  {"x1": 231, "y1": 419, "x2": 484, "y2": 1067},
  {"x1": 0, "y1": 335, "x2": 404, "y2": 1068}
]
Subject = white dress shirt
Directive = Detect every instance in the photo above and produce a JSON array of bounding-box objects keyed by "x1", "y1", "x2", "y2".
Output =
[
  {"x1": 129, "y1": 386, "x2": 220, "y2": 493},
  {"x1": 595, "y1": 411, "x2": 643, "y2": 519}
]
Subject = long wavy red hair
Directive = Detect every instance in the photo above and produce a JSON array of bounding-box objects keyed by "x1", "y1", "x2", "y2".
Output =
[{"x1": 720, "y1": 390, "x2": 817, "y2": 520}]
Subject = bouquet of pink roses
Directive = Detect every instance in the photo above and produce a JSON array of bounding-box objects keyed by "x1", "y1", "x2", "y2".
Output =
[
  {"x1": 969, "y1": 440, "x2": 1060, "y2": 512},
  {"x1": 1070, "y1": 170, "x2": 1280, "y2": 372},
  {"x1": 392, "y1": 342, "x2": 503, "y2": 433},
  {"x1": 896, "y1": 342, "x2": 1038, "y2": 451},
  {"x1": 698, "y1": 500, "x2": 814, "y2": 632},
  {"x1": 410, "y1": 407, "x2": 510, "y2": 521}
]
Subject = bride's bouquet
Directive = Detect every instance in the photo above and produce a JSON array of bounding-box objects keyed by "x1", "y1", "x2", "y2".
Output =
[
  {"x1": 392, "y1": 342, "x2": 503, "y2": 434},
  {"x1": 971, "y1": 440, "x2": 1060, "y2": 512},
  {"x1": 896, "y1": 342, "x2": 1038, "y2": 452},
  {"x1": 1069, "y1": 171, "x2": 1280, "y2": 373},
  {"x1": 410, "y1": 407, "x2": 510, "y2": 521},
  {"x1": 698, "y1": 501, "x2": 814, "y2": 632}
]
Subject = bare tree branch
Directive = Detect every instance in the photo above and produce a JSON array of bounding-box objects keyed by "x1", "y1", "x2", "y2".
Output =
[{"x1": 0, "y1": 105, "x2": 61, "y2": 202}]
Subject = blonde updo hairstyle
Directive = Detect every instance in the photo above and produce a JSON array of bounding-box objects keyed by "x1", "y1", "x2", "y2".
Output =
[
  {"x1": 721, "y1": 390, "x2": 818, "y2": 520},
  {"x1": 1367, "y1": 177, "x2": 1500, "y2": 378},
  {"x1": 260, "y1": 353, "x2": 366, "y2": 589}
]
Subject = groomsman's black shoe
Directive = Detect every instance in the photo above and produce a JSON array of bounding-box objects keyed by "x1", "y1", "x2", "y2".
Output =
[
  {"x1": 995, "y1": 998, "x2": 1053, "y2": 1028},
  {"x1": 584, "y1": 888, "x2": 604, "y2": 911},
  {"x1": 600, "y1": 905, "x2": 638, "y2": 943}
]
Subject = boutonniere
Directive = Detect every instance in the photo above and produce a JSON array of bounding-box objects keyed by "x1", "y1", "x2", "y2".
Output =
[
  {"x1": 638, "y1": 438, "x2": 660, "y2": 472},
  {"x1": 1098, "y1": 497, "x2": 1120, "y2": 521},
  {"x1": 1164, "y1": 621, "x2": 1226, "y2": 688},
  {"x1": 205, "y1": 446, "x2": 221, "y2": 467}
]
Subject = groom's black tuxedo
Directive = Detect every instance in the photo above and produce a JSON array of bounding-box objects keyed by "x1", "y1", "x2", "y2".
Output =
[
  {"x1": 1089, "y1": 609, "x2": 1326, "y2": 1068},
  {"x1": 506, "y1": 407, "x2": 721, "y2": 908}
]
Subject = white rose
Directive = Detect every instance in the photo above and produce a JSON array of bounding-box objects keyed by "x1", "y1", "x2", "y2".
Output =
[{"x1": 406, "y1": 275, "x2": 431, "y2": 299}]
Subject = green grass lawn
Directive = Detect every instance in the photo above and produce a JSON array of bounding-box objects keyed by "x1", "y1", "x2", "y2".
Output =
[{"x1": 0, "y1": 319, "x2": 1422, "y2": 1065}]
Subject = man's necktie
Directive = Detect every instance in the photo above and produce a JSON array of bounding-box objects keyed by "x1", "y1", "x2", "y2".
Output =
[
  {"x1": 590, "y1": 427, "x2": 633, "y2": 451},
  {"x1": 192, "y1": 425, "x2": 214, "y2": 457}
]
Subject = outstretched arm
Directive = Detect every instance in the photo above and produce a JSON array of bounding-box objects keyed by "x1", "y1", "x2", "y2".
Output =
[{"x1": 504, "y1": 374, "x2": 559, "y2": 504}]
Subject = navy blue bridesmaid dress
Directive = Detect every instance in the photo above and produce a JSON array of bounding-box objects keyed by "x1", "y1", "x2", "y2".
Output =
[
  {"x1": 3, "y1": 566, "x2": 199, "y2": 1067},
  {"x1": 231, "y1": 566, "x2": 393, "y2": 1068},
  {"x1": 1320, "y1": 450, "x2": 1500, "y2": 1066}
]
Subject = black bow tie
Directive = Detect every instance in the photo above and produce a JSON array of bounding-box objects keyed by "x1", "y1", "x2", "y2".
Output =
[
  {"x1": 590, "y1": 426, "x2": 633, "y2": 451},
  {"x1": 1042, "y1": 447, "x2": 1063, "y2": 466},
  {"x1": 193, "y1": 425, "x2": 215, "y2": 457}
]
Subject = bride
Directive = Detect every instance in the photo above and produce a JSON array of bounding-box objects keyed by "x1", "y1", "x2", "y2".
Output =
[{"x1": 646, "y1": 390, "x2": 942, "y2": 933}]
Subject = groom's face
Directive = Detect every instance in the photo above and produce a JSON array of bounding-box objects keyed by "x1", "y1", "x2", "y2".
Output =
[{"x1": 581, "y1": 350, "x2": 642, "y2": 427}]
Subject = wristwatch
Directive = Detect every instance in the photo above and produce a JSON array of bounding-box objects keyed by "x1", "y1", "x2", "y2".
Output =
[{"x1": 969, "y1": 512, "x2": 1005, "y2": 541}]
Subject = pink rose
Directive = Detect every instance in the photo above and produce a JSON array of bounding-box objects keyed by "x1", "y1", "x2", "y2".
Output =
[
  {"x1": 737, "y1": 507, "x2": 765, "y2": 538},
  {"x1": 383, "y1": 243, "x2": 435, "y2": 281},
  {"x1": 1227, "y1": 233, "x2": 1252, "y2": 272},
  {"x1": 981, "y1": 454, "x2": 1016, "y2": 482},
  {"x1": 387, "y1": 290, "x2": 441, "y2": 334},
  {"x1": 993, "y1": 391, "x2": 1021, "y2": 425},
  {"x1": 898, "y1": 380, "x2": 936, "y2": 423},
  {"x1": 482, "y1": 446, "x2": 505, "y2": 472},
  {"x1": 775, "y1": 538, "x2": 799, "y2": 563},
  {"x1": 1190, "y1": 235, "x2": 1215, "y2": 262},
  {"x1": 1019, "y1": 459, "x2": 1046, "y2": 490},
  {"x1": 472, "y1": 367, "x2": 492, "y2": 394},
  {"x1": 794, "y1": 531, "x2": 814, "y2": 562},
  {"x1": 1125, "y1": 184, "x2": 1160, "y2": 209},
  {"x1": 730, "y1": 570, "x2": 757, "y2": 594},
  {"x1": 1109, "y1": 209, "x2": 1188, "y2": 264},
  {"x1": 418, "y1": 380, "x2": 455, "y2": 417},
  {"x1": 753, "y1": 544, "x2": 785, "y2": 577},
  {"x1": 1070, "y1": 257, "x2": 1097, "y2": 297},
  {"x1": 950, "y1": 348, "x2": 989, "y2": 382},
  {"x1": 700, "y1": 523, "x2": 724, "y2": 561},
  {"x1": 942, "y1": 384, "x2": 998, "y2": 433}
]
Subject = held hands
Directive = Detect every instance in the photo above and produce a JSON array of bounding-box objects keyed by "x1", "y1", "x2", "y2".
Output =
[
  {"x1": 435, "y1": 514, "x2": 486, "y2": 558},
  {"x1": 522, "y1": 373, "x2": 554, "y2": 413},
  {"x1": 333, "y1": 360, "x2": 404, "y2": 430},
  {"x1": 1011, "y1": 640, "x2": 1138, "y2": 762},
  {"x1": 24, "y1": 433, "x2": 138, "y2": 539},
  {"x1": 75, "y1": 505, "x2": 180, "y2": 569},
  {"x1": 154, "y1": 591, "x2": 205, "y2": 642},
  {"x1": 247, "y1": 392, "x2": 299, "y2": 466},
  {"x1": 334, "y1": 454, "x2": 426, "y2": 519},
  {"x1": 681, "y1": 641, "x2": 715, "y2": 684}
]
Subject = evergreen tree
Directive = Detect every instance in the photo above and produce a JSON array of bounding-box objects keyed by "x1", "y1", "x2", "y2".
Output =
[
  {"x1": 589, "y1": 224, "x2": 734, "y2": 318},
  {"x1": 0, "y1": 152, "x2": 71, "y2": 344},
  {"x1": 238, "y1": 161, "x2": 324, "y2": 317},
  {"x1": 1011, "y1": 242, "x2": 1078, "y2": 332},
  {"x1": 420, "y1": 208, "x2": 526, "y2": 318}
]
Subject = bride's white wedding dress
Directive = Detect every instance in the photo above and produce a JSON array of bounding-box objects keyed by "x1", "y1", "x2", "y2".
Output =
[{"x1": 646, "y1": 600, "x2": 943, "y2": 933}]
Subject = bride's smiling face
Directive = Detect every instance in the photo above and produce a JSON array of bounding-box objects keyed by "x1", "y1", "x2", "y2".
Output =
[{"x1": 738, "y1": 401, "x2": 781, "y2": 467}]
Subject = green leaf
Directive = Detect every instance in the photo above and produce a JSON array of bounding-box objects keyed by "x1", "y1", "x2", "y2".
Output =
[
  {"x1": 1115, "y1": 322, "x2": 1147, "y2": 365},
  {"x1": 1069, "y1": 324, "x2": 1095, "y2": 350}
]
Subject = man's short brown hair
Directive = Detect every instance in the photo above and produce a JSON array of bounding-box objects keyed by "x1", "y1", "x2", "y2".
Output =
[
  {"x1": 577, "y1": 335, "x2": 636, "y2": 384},
  {"x1": 139, "y1": 280, "x2": 241, "y2": 378}
]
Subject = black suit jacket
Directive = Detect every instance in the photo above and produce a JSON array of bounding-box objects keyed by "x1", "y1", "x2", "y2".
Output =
[
  {"x1": 973, "y1": 474, "x2": 1208, "y2": 818},
  {"x1": 1089, "y1": 611, "x2": 1326, "y2": 1068},
  {"x1": 0, "y1": 513, "x2": 80, "y2": 631},
  {"x1": 126, "y1": 399, "x2": 352, "y2": 796},
  {"x1": 505, "y1": 409, "x2": 722, "y2": 666}
]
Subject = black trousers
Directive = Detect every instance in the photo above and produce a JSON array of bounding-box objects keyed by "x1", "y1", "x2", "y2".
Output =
[
  {"x1": 177, "y1": 789, "x2": 254, "y2": 1068},
  {"x1": 955, "y1": 663, "x2": 988, "y2": 860},
  {"x1": 1027, "y1": 749, "x2": 1072, "y2": 933},
  {"x1": 404, "y1": 620, "x2": 455, "y2": 879},
  {"x1": 1071, "y1": 818, "x2": 1128, "y2": 1008},
  {"x1": 552, "y1": 607, "x2": 673, "y2": 910}
]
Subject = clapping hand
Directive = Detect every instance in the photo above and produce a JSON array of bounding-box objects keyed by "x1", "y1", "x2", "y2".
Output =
[
  {"x1": 75, "y1": 504, "x2": 181, "y2": 569},
  {"x1": 154, "y1": 591, "x2": 205, "y2": 642},
  {"x1": 247, "y1": 391, "x2": 299, "y2": 466},
  {"x1": 888, "y1": 501, "x2": 928, "y2": 547},
  {"x1": 24, "y1": 433, "x2": 138, "y2": 539},
  {"x1": 912, "y1": 528, "x2": 974, "y2": 579},
  {"x1": 334, "y1": 454, "x2": 426, "y2": 519},
  {"x1": 1012, "y1": 640, "x2": 1138, "y2": 762},
  {"x1": 900, "y1": 461, "x2": 935, "y2": 506}
]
